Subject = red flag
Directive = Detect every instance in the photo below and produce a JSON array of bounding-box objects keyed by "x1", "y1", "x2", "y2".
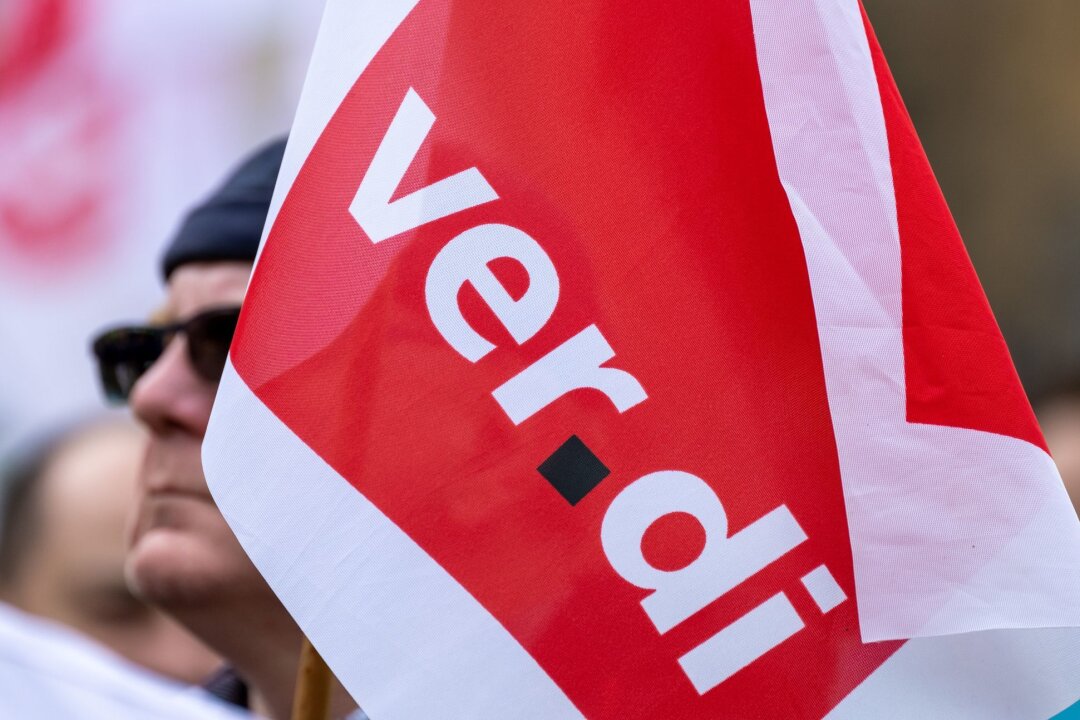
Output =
[{"x1": 206, "y1": 0, "x2": 1080, "y2": 717}]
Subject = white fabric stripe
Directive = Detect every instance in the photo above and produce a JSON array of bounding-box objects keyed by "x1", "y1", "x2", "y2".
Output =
[
  {"x1": 825, "y1": 627, "x2": 1080, "y2": 719},
  {"x1": 253, "y1": 0, "x2": 423, "y2": 269},
  {"x1": 204, "y1": 361, "x2": 583, "y2": 720},
  {"x1": 748, "y1": 0, "x2": 1080, "y2": 640}
]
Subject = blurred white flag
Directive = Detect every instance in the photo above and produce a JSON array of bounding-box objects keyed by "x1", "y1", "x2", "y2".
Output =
[{"x1": 0, "y1": 0, "x2": 322, "y2": 440}]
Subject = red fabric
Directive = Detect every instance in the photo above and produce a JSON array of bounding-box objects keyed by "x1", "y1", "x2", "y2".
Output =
[
  {"x1": 861, "y1": 13, "x2": 1046, "y2": 452},
  {"x1": 232, "y1": 2, "x2": 937, "y2": 716}
]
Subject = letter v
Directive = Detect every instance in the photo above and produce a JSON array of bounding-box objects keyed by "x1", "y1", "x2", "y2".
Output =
[{"x1": 350, "y1": 87, "x2": 499, "y2": 244}]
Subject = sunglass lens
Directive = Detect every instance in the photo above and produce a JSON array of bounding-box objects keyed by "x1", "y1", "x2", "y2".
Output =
[
  {"x1": 91, "y1": 328, "x2": 165, "y2": 403},
  {"x1": 185, "y1": 308, "x2": 239, "y2": 384}
]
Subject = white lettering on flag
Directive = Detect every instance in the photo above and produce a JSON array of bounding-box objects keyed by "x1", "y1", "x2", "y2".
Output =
[
  {"x1": 678, "y1": 593, "x2": 805, "y2": 694},
  {"x1": 601, "y1": 470, "x2": 807, "y2": 634},
  {"x1": 492, "y1": 325, "x2": 647, "y2": 425},
  {"x1": 350, "y1": 88, "x2": 499, "y2": 244},
  {"x1": 426, "y1": 223, "x2": 560, "y2": 362}
]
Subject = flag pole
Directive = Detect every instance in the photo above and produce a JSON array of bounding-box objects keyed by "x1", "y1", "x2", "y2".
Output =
[{"x1": 291, "y1": 637, "x2": 333, "y2": 720}]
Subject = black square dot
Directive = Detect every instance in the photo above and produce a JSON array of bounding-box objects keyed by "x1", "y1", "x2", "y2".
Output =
[{"x1": 538, "y1": 435, "x2": 610, "y2": 506}]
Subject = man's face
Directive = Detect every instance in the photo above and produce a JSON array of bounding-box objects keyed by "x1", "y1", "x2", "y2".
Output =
[{"x1": 125, "y1": 261, "x2": 265, "y2": 610}]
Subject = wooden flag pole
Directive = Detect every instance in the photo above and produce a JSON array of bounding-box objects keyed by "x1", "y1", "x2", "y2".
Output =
[{"x1": 291, "y1": 637, "x2": 333, "y2": 720}]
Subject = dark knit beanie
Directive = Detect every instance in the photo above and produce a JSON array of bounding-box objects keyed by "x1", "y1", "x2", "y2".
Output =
[{"x1": 161, "y1": 138, "x2": 287, "y2": 280}]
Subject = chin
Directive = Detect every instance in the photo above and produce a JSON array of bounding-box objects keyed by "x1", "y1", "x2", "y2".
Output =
[{"x1": 126, "y1": 527, "x2": 240, "y2": 610}]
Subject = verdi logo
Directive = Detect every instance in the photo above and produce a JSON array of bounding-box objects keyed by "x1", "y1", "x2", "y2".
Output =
[{"x1": 233, "y1": 3, "x2": 902, "y2": 714}]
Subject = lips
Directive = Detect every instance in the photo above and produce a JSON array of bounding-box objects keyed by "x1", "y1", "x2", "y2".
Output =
[
  {"x1": 128, "y1": 473, "x2": 216, "y2": 546},
  {"x1": 143, "y1": 485, "x2": 213, "y2": 502}
]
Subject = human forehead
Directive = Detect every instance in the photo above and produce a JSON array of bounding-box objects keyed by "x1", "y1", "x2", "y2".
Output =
[{"x1": 159, "y1": 261, "x2": 252, "y2": 322}]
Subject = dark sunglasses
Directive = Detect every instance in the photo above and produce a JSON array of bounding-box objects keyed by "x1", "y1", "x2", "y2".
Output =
[{"x1": 91, "y1": 306, "x2": 241, "y2": 403}]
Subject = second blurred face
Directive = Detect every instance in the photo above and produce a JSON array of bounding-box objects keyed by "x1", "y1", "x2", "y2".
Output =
[
  {"x1": 5, "y1": 420, "x2": 220, "y2": 683},
  {"x1": 125, "y1": 262, "x2": 267, "y2": 612}
]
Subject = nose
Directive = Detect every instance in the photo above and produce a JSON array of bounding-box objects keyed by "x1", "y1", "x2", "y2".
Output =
[{"x1": 129, "y1": 335, "x2": 216, "y2": 438}]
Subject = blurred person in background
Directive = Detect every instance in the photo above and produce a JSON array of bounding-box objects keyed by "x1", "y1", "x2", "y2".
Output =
[
  {"x1": 92, "y1": 139, "x2": 363, "y2": 720},
  {"x1": 0, "y1": 0, "x2": 322, "y2": 444},
  {"x1": 0, "y1": 416, "x2": 220, "y2": 683},
  {"x1": 1039, "y1": 377, "x2": 1080, "y2": 516}
]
